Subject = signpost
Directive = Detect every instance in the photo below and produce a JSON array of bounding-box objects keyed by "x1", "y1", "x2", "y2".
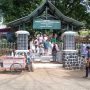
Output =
[{"x1": 33, "y1": 19, "x2": 61, "y2": 29}]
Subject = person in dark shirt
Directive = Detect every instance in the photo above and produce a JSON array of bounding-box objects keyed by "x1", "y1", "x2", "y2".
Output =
[
  {"x1": 84, "y1": 46, "x2": 90, "y2": 78},
  {"x1": 52, "y1": 44, "x2": 57, "y2": 62}
]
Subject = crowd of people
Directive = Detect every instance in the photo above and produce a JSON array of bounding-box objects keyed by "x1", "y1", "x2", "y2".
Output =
[
  {"x1": 28, "y1": 33, "x2": 90, "y2": 78},
  {"x1": 29, "y1": 33, "x2": 60, "y2": 61}
]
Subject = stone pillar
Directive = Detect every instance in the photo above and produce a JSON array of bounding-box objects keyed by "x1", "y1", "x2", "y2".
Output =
[
  {"x1": 15, "y1": 30, "x2": 30, "y2": 53},
  {"x1": 61, "y1": 31, "x2": 82, "y2": 69},
  {"x1": 63, "y1": 31, "x2": 76, "y2": 50}
]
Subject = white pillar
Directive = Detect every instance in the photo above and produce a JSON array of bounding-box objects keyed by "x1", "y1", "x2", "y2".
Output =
[{"x1": 15, "y1": 30, "x2": 30, "y2": 50}]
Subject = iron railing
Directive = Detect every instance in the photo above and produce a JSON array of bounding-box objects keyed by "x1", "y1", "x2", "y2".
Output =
[{"x1": 0, "y1": 42, "x2": 16, "y2": 56}]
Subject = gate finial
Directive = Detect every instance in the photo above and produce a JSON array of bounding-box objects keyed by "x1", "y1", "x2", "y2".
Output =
[{"x1": 44, "y1": 0, "x2": 55, "y2": 5}]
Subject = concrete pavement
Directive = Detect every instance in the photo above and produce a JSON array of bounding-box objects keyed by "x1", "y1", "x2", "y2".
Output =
[{"x1": 0, "y1": 68, "x2": 90, "y2": 90}]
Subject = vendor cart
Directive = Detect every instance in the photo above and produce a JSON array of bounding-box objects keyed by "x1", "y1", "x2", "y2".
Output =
[{"x1": 0, "y1": 55, "x2": 26, "y2": 72}]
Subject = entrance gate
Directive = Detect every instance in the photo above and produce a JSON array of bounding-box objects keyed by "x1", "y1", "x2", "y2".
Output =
[{"x1": 7, "y1": 0, "x2": 84, "y2": 69}]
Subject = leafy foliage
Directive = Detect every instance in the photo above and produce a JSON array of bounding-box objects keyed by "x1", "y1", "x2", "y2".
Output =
[
  {"x1": 0, "y1": 0, "x2": 90, "y2": 29},
  {"x1": 55, "y1": 0, "x2": 90, "y2": 29},
  {"x1": 0, "y1": 0, "x2": 42, "y2": 22}
]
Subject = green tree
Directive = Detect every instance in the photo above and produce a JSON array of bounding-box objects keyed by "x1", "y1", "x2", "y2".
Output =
[
  {"x1": 0, "y1": 0, "x2": 90, "y2": 29},
  {"x1": 55, "y1": 0, "x2": 90, "y2": 29},
  {"x1": 0, "y1": 0, "x2": 42, "y2": 22}
]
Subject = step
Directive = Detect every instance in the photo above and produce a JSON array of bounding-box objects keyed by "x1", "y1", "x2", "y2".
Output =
[
  {"x1": 33, "y1": 59, "x2": 53, "y2": 62},
  {"x1": 34, "y1": 55, "x2": 53, "y2": 62},
  {"x1": 32, "y1": 63, "x2": 63, "y2": 69}
]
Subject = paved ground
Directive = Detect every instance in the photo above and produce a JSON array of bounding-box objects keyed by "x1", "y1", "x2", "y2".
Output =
[{"x1": 0, "y1": 68, "x2": 90, "y2": 90}]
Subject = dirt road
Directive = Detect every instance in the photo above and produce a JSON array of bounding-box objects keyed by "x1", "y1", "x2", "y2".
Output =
[{"x1": 0, "y1": 68, "x2": 90, "y2": 90}]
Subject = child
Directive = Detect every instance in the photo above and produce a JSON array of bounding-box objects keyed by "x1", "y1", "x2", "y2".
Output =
[{"x1": 26, "y1": 51, "x2": 33, "y2": 72}]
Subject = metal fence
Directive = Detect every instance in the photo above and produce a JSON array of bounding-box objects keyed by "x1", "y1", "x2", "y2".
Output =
[{"x1": 0, "y1": 42, "x2": 16, "y2": 56}]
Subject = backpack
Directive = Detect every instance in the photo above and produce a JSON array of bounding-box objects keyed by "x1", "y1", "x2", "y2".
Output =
[
  {"x1": 87, "y1": 51, "x2": 90, "y2": 58},
  {"x1": 52, "y1": 46, "x2": 57, "y2": 53}
]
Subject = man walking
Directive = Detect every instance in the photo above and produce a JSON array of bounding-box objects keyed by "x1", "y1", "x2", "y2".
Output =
[{"x1": 84, "y1": 46, "x2": 90, "y2": 78}]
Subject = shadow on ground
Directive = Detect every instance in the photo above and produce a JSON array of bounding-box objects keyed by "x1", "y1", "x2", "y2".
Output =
[{"x1": 0, "y1": 70, "x2": 22, "y2": 75}]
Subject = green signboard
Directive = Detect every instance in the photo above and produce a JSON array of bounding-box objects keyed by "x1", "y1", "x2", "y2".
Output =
[{"x1": 33, "y1": 19, "x2": 61, "y2": 29}]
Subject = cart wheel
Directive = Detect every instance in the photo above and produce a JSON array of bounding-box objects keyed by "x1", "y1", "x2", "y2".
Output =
[{"x1": 10, "y1": 63, "x2": 22, "y2": 72}]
